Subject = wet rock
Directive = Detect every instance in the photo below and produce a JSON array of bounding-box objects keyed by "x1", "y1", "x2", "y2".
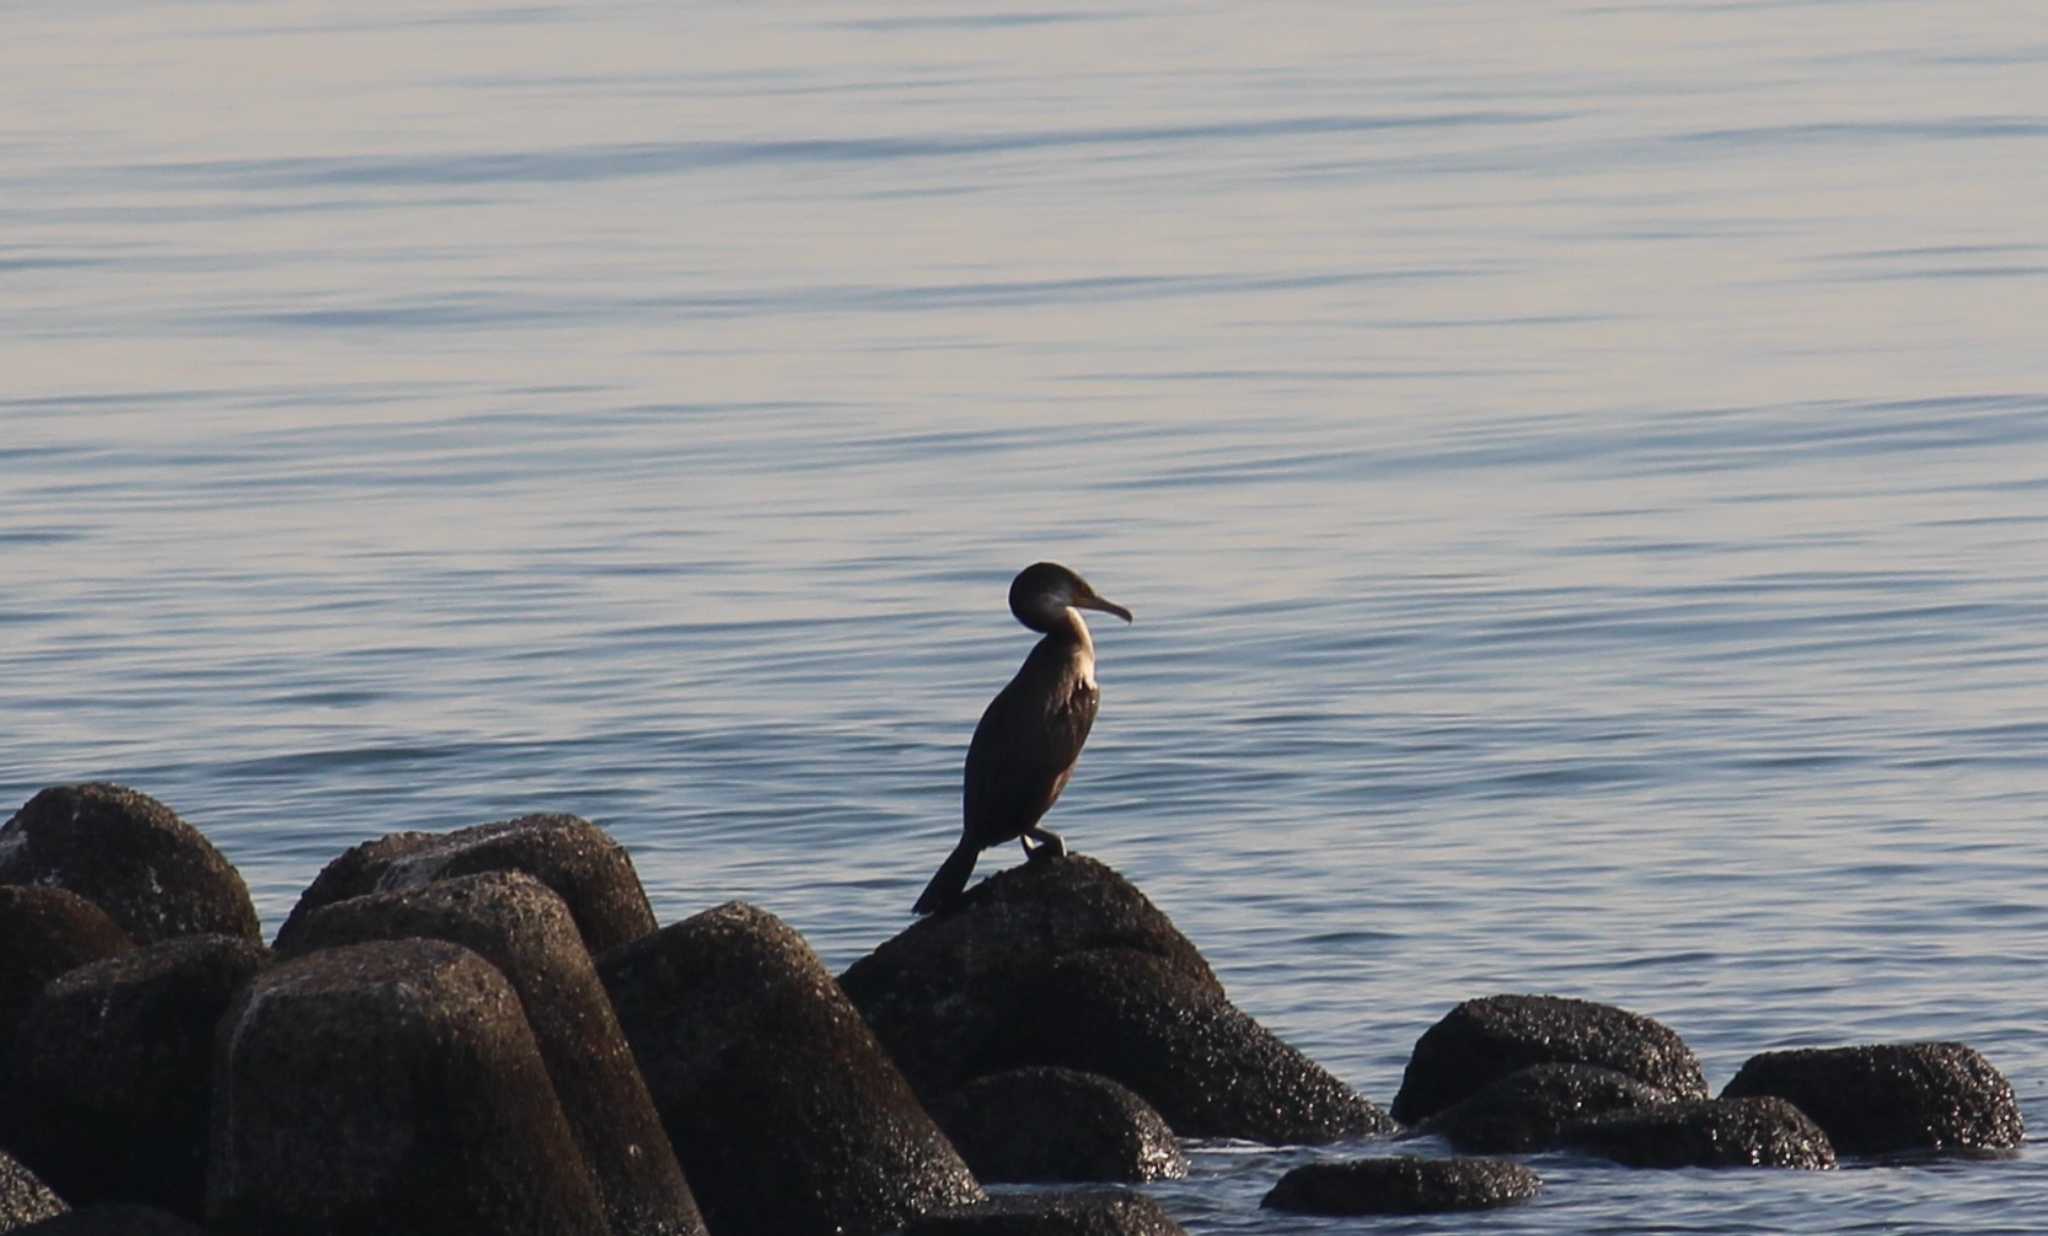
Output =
[
  {"x1": 904, "y1": 1190, "x2": 1187, "y2": 1236},
  {"x1": 1720, "y1": 1042, "x2": 2023, "y2": 1156},
  {"x1": 275, "y1": 813, "x2": 655, "y2": 955},
  {"x1": 1413, "y1": 1062, "x2": 1676, "y2": 1153},
  {"x1": 1261, "y1": 1156, "x2": 1541, "y2": 1215},
  {"x1": 599, "y1": 901, "x2": 983, "y2": 1236},
  {"x1": 0, "y1": 785, "x2": 259, "y2": 946},
  {"x1": 1569, "y1": 1096, "x2": 1836, "y2": 1169},
  {"x1": 841, "y1": 855, "x2": 1389, "y2": 1144},
  {"x1": 1021, "y1": 948, "x2": 1391, "y2": 1143},
  {"x1": 208, "y1": 939, "x2": 607, "y2": 1236},
  {"x1": 844, "y1": 855, "x2": 1217, "y2": 1090},
  {"x1": 4, "y1": 935, "x2": 269, "y2": 1219},
  {"x1": 13, "y1": 1204, "x2": 205, "y2": 1234},
  {"x1": 930, "y1": 1066, "x2": 1188, "y2": 1183},
  {"x1": 1, "y1": 1150, "x2": 66, "y2": 1228},
  {"x1": 282, "y1": 870, "x2": 704, "y2": 1236},
  {"x1": 1391, "y1": 993, "x2": 1706, "y2": 1123},
  {"x1": 0, "y1": 886, "x2": 133, "y2": 1061}
]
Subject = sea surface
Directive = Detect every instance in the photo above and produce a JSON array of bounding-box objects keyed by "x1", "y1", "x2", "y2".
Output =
[{"x1": 4, "y1": 1, "x2": 2046, "y2": 1230}]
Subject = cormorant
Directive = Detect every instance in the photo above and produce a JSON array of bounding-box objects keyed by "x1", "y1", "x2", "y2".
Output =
[{"x1": 913, "y1": 561, "x2": 1132, "y2": 915}]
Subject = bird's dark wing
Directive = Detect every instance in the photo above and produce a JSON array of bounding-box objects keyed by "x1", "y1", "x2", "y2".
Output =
[{"x1": 962, "y1": 639, "x2": 1099, "y2": 849}]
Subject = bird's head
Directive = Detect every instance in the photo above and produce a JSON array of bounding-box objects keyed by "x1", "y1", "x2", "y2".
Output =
[{"x1": 1008, "y1": 562, "x2": 1133, "y2": 633}]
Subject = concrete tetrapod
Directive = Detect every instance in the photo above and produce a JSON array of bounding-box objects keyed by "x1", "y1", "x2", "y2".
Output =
[
  {"x1": 275, "y1": 813, "x2": 656, "y2": 954},
  {"x1": 208, "y1": 939, "x2": 607, "y2": 1236},
  {"x1": 282, "y1": 870, "x2": 704, "y2": 1236},
  {"x1": 600, "y1": 901, "x2": 984, "y2": 1236},
  {"x1": 0, "y1": 785, "x2": 259, "y2": 946},
  {"x1": 7, "y1": 936, "x2": 268, "y2": 1219}
]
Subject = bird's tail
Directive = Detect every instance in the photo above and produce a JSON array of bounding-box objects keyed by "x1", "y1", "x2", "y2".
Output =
[{"x1": 912, "y1": 841, "x2": 980, "y2": 915}]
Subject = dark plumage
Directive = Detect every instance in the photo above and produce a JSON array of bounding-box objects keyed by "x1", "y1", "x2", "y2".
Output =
[{"x1": 913, "y1": 563, "x2": 1132, "y2": 915}]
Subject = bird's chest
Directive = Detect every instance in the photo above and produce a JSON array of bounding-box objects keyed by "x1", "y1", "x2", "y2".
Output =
[
  {"x1": 1065, "y1": 676, "x2": 1099, "y2": 714},
  {"x1": 1053, "y1": 670, "x2": 1100, "y2": 736}
]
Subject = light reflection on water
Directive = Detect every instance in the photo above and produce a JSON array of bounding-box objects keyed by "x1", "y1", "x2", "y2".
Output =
[{"x1": 4, "y1": 1, "x2": 2046, "y2": 1230}]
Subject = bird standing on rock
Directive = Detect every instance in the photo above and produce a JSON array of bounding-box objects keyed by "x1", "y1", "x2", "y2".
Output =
[{"x1": 913, "y1": 562, "x2": 1133, "y2": 915}]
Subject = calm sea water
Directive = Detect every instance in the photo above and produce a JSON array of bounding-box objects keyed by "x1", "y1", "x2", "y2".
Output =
[{"x1": 5, "y1": 1, "x2": 2045, "y2": 1230}]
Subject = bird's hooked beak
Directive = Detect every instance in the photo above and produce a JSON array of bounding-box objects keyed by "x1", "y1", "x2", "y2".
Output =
[{"x1": 1075, "y1": 589, "x2": 1133, "y2": 624}]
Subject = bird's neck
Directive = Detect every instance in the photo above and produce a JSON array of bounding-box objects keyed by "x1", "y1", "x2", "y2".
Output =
[
  {"x1": 1054, "y1": 605, "x2": 1094, "y2": 658},
  {"x1": 1041, "y1": 607, "x2": 1097, "y2": 689}
]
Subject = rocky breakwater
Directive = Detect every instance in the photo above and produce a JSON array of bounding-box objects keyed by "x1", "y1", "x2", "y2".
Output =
[
  {"x1": 3, "y1": 782, "x2": 1179, "y2": 1236},
  {"x1": 0, "y1": 780, "x2": 2031, "y2": 1235},
  {"x1": 1284, "y1": 992, "x2": 2026, "y2": 1216},
  {"x1": 1393, "y1": 993, "x2": 1835, "y2": 1170},
  {"x1": 0, "y1": 786, "x2": 701, "y2": 1235},
  {"x1": 1393, "y1": 992, "x2": 2022, "y2": 1171},
  {"x1": 0, "y1": 784, "x2": 1001, "y2": 1236},
  {"x1": 1, "y1": 785, "x2": 266, "y2": 1223}
]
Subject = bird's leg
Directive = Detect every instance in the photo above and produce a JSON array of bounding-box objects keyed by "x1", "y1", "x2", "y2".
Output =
[{"x1": 1022, "y1": 826, "x2": 1067, "y2": 862}]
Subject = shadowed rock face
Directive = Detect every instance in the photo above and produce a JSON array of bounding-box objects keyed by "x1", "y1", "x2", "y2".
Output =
[
  {"x1": 0, "y1": 785, "x2": 259, "y2": 946},
  {"x1": 1391, "y1": 994, "x2": 1707, "y2": 1124},
  {"x1": 274, "y1": 814, "x2": 656, "y2": 955},
  {"x1": 12, "y1": 1203, "x2": 208, "y2": 1233},
  {"x1": 904, "y1": 1190, "x2": 1188, "y2": 1236},
  {"x1": 1413, "y1": 1063, "x2": 1676, "y2": 1153},
  {"x1": 208, "y1": 939, "x2": 608, "y2": 1236},
  {"x1": 1, "y1": 1150, "x2": 66, "y2": 1228},
  {"x1": 841, "y1": 855, "x2": 1390, "y2": 1145},
  {"x1": 1568, "y1": 1096, "x2": 1837, "y2": 1169},
  {"x1": 1014, "y1": 948, "x2": 1392, "y2": 1143},
  {"x1": 1261, "y1": 1157, "x2": 1542, "y2": 1216},
  {"x1": 599, "y1": 901, "x2": 984, "y2": 1236},
  {"x1": 1720, "y1": 1042, "x2": 2023, "y2": 1156},
  {"x1": 281, "y1": 871, "x2": 705, "y2": 1236},
  {"x1": 0, "y1": 886, "x2": 133, "y2": 1063},
  {"x1": 14, "y1": 1203, "x2": 207, "y2": 1236},
  {"x1": 930, "y1": 1067, "x2": 1188, "y2": 1183},
  {"x1": 4, "y1": 935, "x2": 270, "y2": 1220}
]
